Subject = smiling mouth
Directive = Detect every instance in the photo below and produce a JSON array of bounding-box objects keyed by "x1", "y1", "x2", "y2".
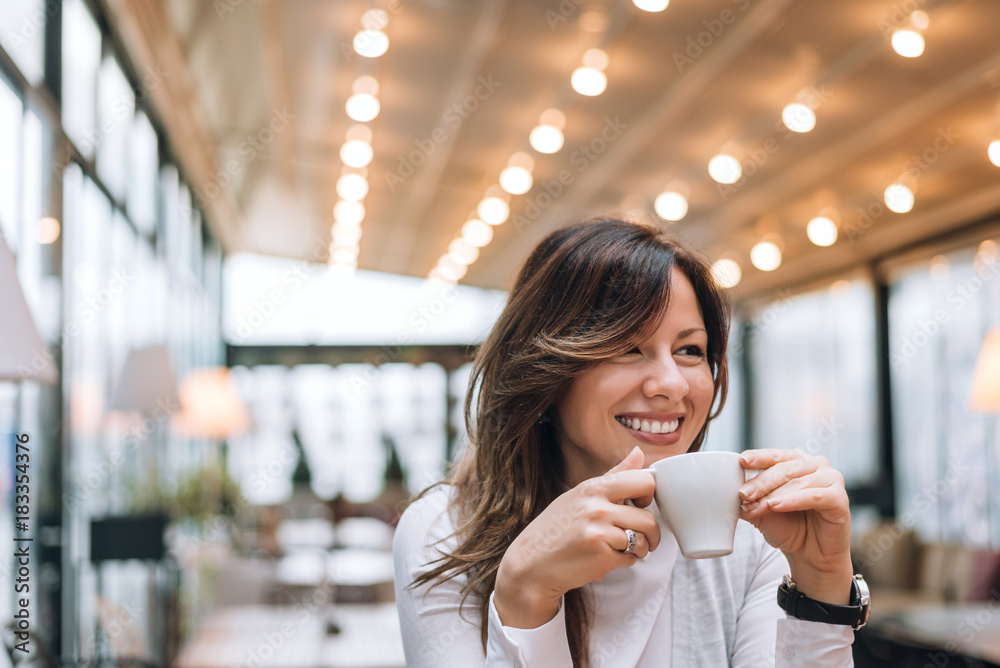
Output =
[{"x1": 614, "y1": 416, "x2": 682, "y2": 435}]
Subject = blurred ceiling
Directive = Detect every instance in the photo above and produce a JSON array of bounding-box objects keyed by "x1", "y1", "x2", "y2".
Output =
[{"x1": 102, "y1": 0, "x2": 1000, "y2": 298}]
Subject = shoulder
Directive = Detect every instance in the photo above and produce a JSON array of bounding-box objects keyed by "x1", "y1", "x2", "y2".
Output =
[{"x1": 393, "y1": 485, "x2": 460, "y2": 565}]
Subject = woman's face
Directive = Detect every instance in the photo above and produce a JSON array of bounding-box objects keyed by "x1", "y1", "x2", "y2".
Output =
[{"x1": 552, "y1": 267, "x2": 716, "y2": 487}]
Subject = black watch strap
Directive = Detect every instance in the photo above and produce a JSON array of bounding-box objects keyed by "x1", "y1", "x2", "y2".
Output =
[{"x1": 776, "y1": 574, "x2": 871, "y2": 629}]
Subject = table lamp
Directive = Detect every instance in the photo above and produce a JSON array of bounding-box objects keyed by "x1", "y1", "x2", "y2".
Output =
[
  {"x1": 171, "y1": 367, "x2": 251, "y2": 478},
  {"x1": 171, "y1": 367, "x2": 250, "y2": 441},
  {"x1": 109, "y1": 345, "x2": 180, "y2": 415},
  {"x1": 0, "y1": 234, "x2": 57, "y2": 384},
  {"x1": 969, "y1": 329, "x2": 1000, "y2": 413}
]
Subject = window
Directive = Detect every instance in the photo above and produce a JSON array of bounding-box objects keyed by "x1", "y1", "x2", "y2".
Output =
[
  {"x1": 0, "y1": 74, "x2": 22, "y2": 248},
  {"x1": 96, "y1": 56, "x2": 132, "y2": 201},
  {"x1": 888, "y1": 244, "x2": 1000, "y2": 547},
  {"x1": 0, "y1": 0, "x2": 47, "y2": 84},
  {"x1": 748, "y1": 279, "x2": 880, "y2": 486},
  {"x1": 703, "y1": 316, "x2": 744, "y2": 454},
  {"x1": 61, "y1": 0, "x2": 101, "y2": 159},
  {"x1": 127, "y1": 111, "x2": 158, "y2": 234}
]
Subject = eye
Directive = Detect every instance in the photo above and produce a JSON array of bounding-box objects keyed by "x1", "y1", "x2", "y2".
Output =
[{"x1": 678, "y1": 345, "x2": 706, "y2": 358}]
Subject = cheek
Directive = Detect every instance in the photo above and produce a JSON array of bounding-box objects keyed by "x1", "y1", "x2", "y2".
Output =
[{"x1": 687, "y1": 366, "x2": 715, "y2": 406}]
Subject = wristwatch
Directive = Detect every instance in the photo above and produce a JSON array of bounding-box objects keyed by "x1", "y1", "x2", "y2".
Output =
[{"x1": 776, "y1": 573, "x2": 871, "y2": 630}]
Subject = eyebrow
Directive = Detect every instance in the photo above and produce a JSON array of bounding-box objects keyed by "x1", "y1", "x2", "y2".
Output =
[{"x1": 677, "y1": 328, "x2": 707, "y2": 338}]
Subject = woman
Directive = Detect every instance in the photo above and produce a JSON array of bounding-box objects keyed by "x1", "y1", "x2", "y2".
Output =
[{"x1": 393, "y1": 218, "x2": 862, "y2": 666}]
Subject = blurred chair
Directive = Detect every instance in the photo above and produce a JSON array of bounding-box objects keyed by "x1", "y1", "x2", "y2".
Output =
[
  {"x1": 327, "y1": 549, "x2": 395, "y2": 604},
  {"x1": 275, "y1": 517, "x2": 336, "y2": 552},
  {"x1": 207, "y1": 557, "x2": 277, "y2": 607},
  {"x1": 334, "y1": 516, "x2": 393, "y2": 551}
]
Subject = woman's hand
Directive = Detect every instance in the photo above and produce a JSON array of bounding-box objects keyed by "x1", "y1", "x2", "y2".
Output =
[
  {"x1": 738, "y1": 448, "x2": 854, "y2": 605},
  {"x1": 494, "y1": 446, "x2": 660, "y2": 629}
]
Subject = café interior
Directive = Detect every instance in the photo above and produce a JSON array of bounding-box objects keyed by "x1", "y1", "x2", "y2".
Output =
[{"x1": 2, "y1": 0, "x2": 1000, "y2": 665}]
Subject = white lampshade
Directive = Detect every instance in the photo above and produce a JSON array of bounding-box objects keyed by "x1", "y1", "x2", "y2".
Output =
[
  {"x1": 109, "y1": 345, "x2": 180, "y2": 414},
  {"x1": 172, "y1": 367, "x2": 251, "y2": 440},
  {"x1": 969, "y1": 329, "x2": 1000, "y2": 413},
  {"x1": 0, "y1": 235, "x2": 57, "y2": 383}
]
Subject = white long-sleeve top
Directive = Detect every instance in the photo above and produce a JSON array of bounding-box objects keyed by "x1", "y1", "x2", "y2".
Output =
[{"x1": 393, "y1": 485, "x2": 855, "y2": 667}]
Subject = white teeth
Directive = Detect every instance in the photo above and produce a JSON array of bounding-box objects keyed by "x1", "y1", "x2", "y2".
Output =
[{"x1": 616, "y1": 417, "x2": 680, "y2": 434}]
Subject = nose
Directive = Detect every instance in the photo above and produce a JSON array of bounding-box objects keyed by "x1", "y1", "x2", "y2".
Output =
[{"x1": 640, "y1": 355, "x2": 689, "y2": 400}]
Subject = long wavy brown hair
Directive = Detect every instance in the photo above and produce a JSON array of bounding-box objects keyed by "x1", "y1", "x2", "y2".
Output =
[{"x1": 409, "y1": 217, "x2": 731, "y2": 666}]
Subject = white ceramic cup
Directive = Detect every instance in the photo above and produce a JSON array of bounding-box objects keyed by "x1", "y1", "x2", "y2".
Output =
[{"x1": 645, "y1": 451, "x2": 744, "y2": 559}]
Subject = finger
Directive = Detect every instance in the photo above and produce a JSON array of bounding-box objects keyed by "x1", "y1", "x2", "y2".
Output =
[
  {"x1": 589, "y1": 469, "x2": 656, "y2": 507},
  {"x1": 607, "y1": 504, "x2": 661, "y2": 551},
  {"x1": 606, "y1": 446, "x2": 645, "y2": 474},
  {"x1": 741, "y1": 469, "x2": 842, "y2": 517},
  {"x1": 608, "y1": 526, "x2": 649, "y2": 560},
  {"x1": 739, "y1": 456, "x2": 822, "y2": 502},
  {"x1": 741, "y1": 448, "x2": 824, "y2": 469},
  {"x1": 759, "y1": 484, "x2": 850, "y2": 518}
]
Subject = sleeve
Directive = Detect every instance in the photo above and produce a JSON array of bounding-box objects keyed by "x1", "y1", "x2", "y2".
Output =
[
  {"x1": 730, "y1": 541, "x2": 855, "y2": 667},
  {"x1": 392, "y1": 489, "x2": 573, "y2": 667}
]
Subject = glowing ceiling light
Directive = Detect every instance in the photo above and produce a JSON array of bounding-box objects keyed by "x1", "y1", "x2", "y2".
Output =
[
  {"x1": 806, "y1": 216, "x2": 838, "y2": 247},
  {"x1": 332, "y1": 223, "x2": 362, "y2": 245},
  {"x1": 336, "y1": 173, "x2": 369, "y2": 201},
  {"x1": 929, "y1": 254, "x2": 949, "y2": 280},
  {"x1": 448, "y1": 238, "x2": 479, "y2": 265},
  {"x1": 461, "y1": 218, "x2": 493, "y2": 247},
  {"x1": 346, "y1": 76, "x2": 380, "y2": 122},
  {"x1": 38, "y1": 217, "x2": 60, "y2": 244},
  {"x1": 478, "y1": 196, "x2": 510, "y2": 225},
  {"x1": 332, "y1": 248, "x2": 358, "y2": 264},
  {"x1": 571, "y1": 67, "x2": 607, "y2": 96},
  {"x1": 340, "y1": 139, "x2": 373, "y2": 168},
  {"x1": 499, "y1": 165, "x2": 533, "y2": 195},
  {"x1": 750, "y1": 241, "x2": 782, "y2": 271},
  {"x1": 582, "y1": 48, "x2": 609, "y2": 71},
  {"x1": 708, "y1": 154, "x2": 742, "y2": 184},
  {"x1": 988, "y1": 140, "x2": 1000, "y2": 167},
  {"x1": 330, "y1": 241, "x2": 360, "y2": 256},
  {"x1": 711, "y1": 258, "x2": 742, "y2": 289},
  {"x1": 529, "y1": 125, "x2": 564, "y2": 154},
  {"x1": 571, "y1": 49, "x2": 609, "y2": 96},
  {"x1": 353, "y1": 30, "x2": 389, "y2": 58},
  {"x1": 346, "y1": 124, "x2": 373, "y2": 143},
  {"x1": 891, "y1": 29, "x2": 925, "y2": 57},
  {"x1": 437, "y1": 255, "x2": 468, "y2": 281},
  {"x1": 333, "y1": 200, "x2": 365, "y2": 226},
  {"x1": 434, "y1": 265, "x2": 459, "y2": 283},
  {"x1": 529, "y1": 109, "x2": 566, "y2": 154},
  {"x1": 975, "y1": 239, "x2": 999, "y2": 268},
  {"x1": 884, "y1": 183, "x2": 914, "y2": 213},
  {"x1": 633, "y1": 0, "x2": 669, "y2": 11},
  {"x1": 352, "y1": 75, "x2": 379, "y2": 95},
  {"x1": 346, "y1": 94, "x2": 380, "y2": 122},
  {"x1": 781, "y1": 103, "x2": 816, "y2": 133},
  {"x1": 361, "y1": 9, "x2": 389, "y2": 30},
  {"x1": 653, "y1": 191, "x2": 688, "y2": 222}
]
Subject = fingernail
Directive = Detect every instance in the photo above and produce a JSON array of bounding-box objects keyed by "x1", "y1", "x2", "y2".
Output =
[
  {"x1": 741, "y1": 501, "x2": 759, "y2": 513},
  {"x1": 741, "y1": 453, "x2": 755, "y2": 465},
  {"x1": 740, "y1": 483, "x2": 757, "y2": 500},
  {"x1": 768, "y1": 498, "x2": 782, "y2": 508}
]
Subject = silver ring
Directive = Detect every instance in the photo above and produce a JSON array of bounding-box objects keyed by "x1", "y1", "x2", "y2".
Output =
[{"x1": 621, "y1": 528, "x2": 637, "y2": 554}]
